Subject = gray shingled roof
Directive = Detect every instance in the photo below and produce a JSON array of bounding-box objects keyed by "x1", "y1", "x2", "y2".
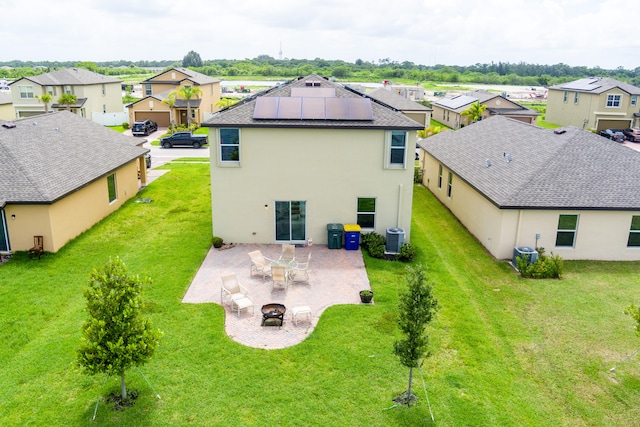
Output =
[
  {"x1": 0, "y1": 111, "x2": 148, "y2": 206},
  {"x1": 11, "y1": 68, "x2": 121, "y2": 86},
  {"x1": 142, "y1": 67, "x2": 220, "y2": 86},
  {"x1": 366, "y1": 87, "x2": 432, "y2": 112},
  {"x1": 549, "y1": 77, "x2": 640, "y2": 95},
  {"x1": 433, "y1": 90, "x2": 538, "y2": 117},
  {"x1": 419, "y1": 116, "x2": 640, "y2": 210},
  {"x1": 203, "y1": 74, "x2": 424, "y2": 130}
]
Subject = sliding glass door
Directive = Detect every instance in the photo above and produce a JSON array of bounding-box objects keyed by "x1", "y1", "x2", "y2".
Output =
[
  {"x1": 0, "y1": 210, "x2": 9, "y2": 252},
  {"x1": 275, "y1": 201, "x2": 306, "y2": 242}
]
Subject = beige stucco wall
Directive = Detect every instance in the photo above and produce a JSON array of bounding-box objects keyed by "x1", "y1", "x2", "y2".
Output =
[
  {"x1": 210, "y1": 127, "x2": 415, "y2": 245},
  {"x1": 421, "y1": 152, "x2": 640, "y2": 261},
  {"x1": 546, "y1": 88, "x2": 636, "y2": 130},
  {"x1": 0, "y1": 102, "x2": 13, "y2": 120},
  {"x1": 431, "y1": 104, "x2": 460, "y2": 128},
  {"x1": 4, "y1": 160, "x2": 140, "y2": 253},
  {"x1": 404, "y1": 111, "x2": 431, "y2": 127}
]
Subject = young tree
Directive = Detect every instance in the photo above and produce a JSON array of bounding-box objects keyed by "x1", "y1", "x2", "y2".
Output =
[
  {"x1": 461, "y1": 100, "x2": 487, "y2": 125},
  {"x1": 36, "y1": 93, "x2": 52, "y2": 113},
  {"x1": 78, "y1": 257, "x2": 161, "y2": 401},
  {"x1": 393, "y1": 264, "x2": 438, "y2": 406},
  {"x1": 162, "y1": 92, "x2": 177, "y2": 132},
  {"x1": 57, "y1": 93, "x2": 77, "y2": 111},
  {"x1": 626, "y1": 304, "x2": 640, "y2": 335},
  {"x1": 169, "y1": 85, "x2": 203, "y2": 126}
]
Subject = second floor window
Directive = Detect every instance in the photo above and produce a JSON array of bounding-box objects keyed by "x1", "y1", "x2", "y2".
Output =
[
  {"x1": 145, "y1": 84, "x2": 152, "y2": 96},
  {"x1": 219, "y1": 128, "x2": 240, "y2": 162},
  {"x1": 64, "y1": 85, "x2": 72, "y2": 95},
  {"x1": 606, "y1": 94, "x2": 621, "y2": 108},
  {"x1": 19, "y1": 85, "x2": 34, "y2": 99}
]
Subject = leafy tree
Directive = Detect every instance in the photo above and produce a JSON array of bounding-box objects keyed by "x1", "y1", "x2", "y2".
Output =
[
  {"x1": 417, "y1": 126, "x2": 446, "y2": 139},
  {"x1": 625, "y1": 304, "x2": 640, "y2": 336},
  {"x1": 461, "y1": 100, "x2": 487, "y2": 125},
  {"x1": 170, "y1": 85, "x2": 203, "y2": 126},
  {"x1": 182, "y1": 50, "x2": 203, "y2": 68},
  {"x1": 215, "y1": 97, "x2": 236, "y2": 110},
  {"x1": 78, "y1": 257, "x2": 161, "y2": 401},
  {"x1": 36, "y1": 93, "x2": 52, "y2": 113},
  {"x1": 393, "y1": 265, "x2": 438, "y2": 406},
  {"x1": 74, "y1": 61, "x2": 98, "y2": 72},
  {"x1": 57, "y1": 93, "x2": 77, "y2": 111}
]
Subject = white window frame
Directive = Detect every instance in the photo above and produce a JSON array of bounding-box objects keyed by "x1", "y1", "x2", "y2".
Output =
[
  {"x1": 606, "y1": 94, "x2": 622, "y2": 108},
  {"x1": 356, "y1": 197, "x2": 376, "y2": 230},
  {"x1": 628, "y1": 216, "x2": 640, "y2": 247},
  {"x1": 19, "y1": 85, "x2": 34, "y2": 99},
  {"x1": 447, "y1": 171, "x2": 453, "y2": 198},
  {"x1": 384, "y1": 130, "x2": 407, "y2": 169},
  {"x1": 144, "y1": 84, "x2": 152, "y2": 96},
  {"x1": 563, "y1": 91, "x2": 568, "y2": 103},
  {"x1": 574, "y1": 92, "x2": 579, "y2": 104},
  {"x1": 64, "y1": 85, "x2": 72, "y2": 95},
  {"x1": 631, "y1": 95, "x2": 638, "y2": 107},
  {"x1": 107, "y1": 174, "x2": 117, "y2": 203},
  {"x1": 555, "y1": 214, "x2": 579, "y2": 248},
  {"x1": 218, "y1": 128, "x2": 241, "y2": 166}
]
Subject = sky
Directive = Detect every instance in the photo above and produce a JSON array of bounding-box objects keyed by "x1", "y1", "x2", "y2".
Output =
[{"x1": 1, "y1": 0, "x2": 637, "y2": 70}]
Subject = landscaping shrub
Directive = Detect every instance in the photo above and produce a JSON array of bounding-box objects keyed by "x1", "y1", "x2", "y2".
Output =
[
  {"x1": 414, "y1": 166, "x2": 423, "y2": 184},
  {"x1": 361, "y1": 231, "x2": 386, "y2": 259},
  {"x1": 516, "y1": 248, "x2": 564, "y2": 278},
  {"x1": 122, "y1": 122, "x2": 130, "y2": 130},
  {"x1": 212, "y1": 236, "x2": 224, "y2": 248},
  {"x1": 395, "y1": 243, "x2": 416, "y2": 262}
]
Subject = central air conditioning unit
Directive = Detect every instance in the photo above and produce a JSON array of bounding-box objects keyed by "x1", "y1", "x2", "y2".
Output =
[
  {"x1": 385, "y1": 227, "x2": 405, "y2": 253},
  {"x1": 512, "y1": 246, "x2": 539, "y2": 268}
]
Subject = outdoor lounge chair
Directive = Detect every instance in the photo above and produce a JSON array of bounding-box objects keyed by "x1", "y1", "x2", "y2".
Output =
[
  {"x1": 290, "y1": 253, "x2": 311, "y2": 283},
  {"x1": 248, "y1": 250, "x2": 272, "y2": 279},
  {"x1": 271, "y1": 265, "x2": 289, "y2": 290},
  {"x1": 220, "y1": 273, "x2": 254, "y2": 316},
  {"x1": 279, "y1": 244, "x2": 296, "y2": 263}
]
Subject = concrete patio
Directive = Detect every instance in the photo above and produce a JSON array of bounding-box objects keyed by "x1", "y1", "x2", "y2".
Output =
[{"x1": 182, "y1": 243, "x2": 371, "y2": 349}]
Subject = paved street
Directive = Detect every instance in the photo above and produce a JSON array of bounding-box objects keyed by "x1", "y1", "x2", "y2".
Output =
[{"x1": 125, "y1": 127, "x2": 210, "y2": 167}]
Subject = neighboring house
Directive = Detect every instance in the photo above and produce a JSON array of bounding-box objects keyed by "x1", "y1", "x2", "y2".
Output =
[
  {"x1": 419, "y1": 116, "x2": 640, "y2": 261},
  {"x1": 432, "y1": 90, "x2": 539, "y2": 129},
  {"x1": 9, "y1": 68, "x2": 122, "y2": 120},
  {"x1": 128, "y1": 67, "x2": 221, "y2": 126},
  {"x1": 365, "y1": 87, "x2": 432, "y2": 127},
  {"x1": 0, "y1": 93, "x2": 13, "y2": 120},
  {"x1": 203, "y1": 74, "x2": 423, "y2": 246},
  {"x1": 0, "y1": 111, "x2": 149, "y2": 254},
  {"x1": 546, "y1": 77, "x2": 640, "y2": 130}
]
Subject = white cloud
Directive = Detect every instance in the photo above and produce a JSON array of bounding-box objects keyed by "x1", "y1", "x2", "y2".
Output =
[{"x1": 0, "y1": 0, "x2": 637, "y2": 69}]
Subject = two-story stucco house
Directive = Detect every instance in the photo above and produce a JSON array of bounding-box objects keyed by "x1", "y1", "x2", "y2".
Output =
[
  {"x1": 127, "y1": 67, "x2": 221, "y2": 126},
  {"x1": 9, "y1": 68, "x2": 122, "y2": 120},
  {"x1": 0, "y1": 111, "x2": 148, "y2": 255},
  {"x1": 203, "y1": 74, "x2": 423, "y2": 246},
  {"x1": 546, "y1": 77, "x2": 640, "y2": 130},
  {"x1": 419, "y1": 116, "x2": 640, "y2": 261},
  {"x1": 432, "y1": 90, "x2": 539, "y2": 129}
]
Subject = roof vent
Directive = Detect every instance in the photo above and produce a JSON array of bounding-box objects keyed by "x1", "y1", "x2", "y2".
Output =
[
  {"x1": 32, "y1": 122, "x2": 37, "y2": 126},
  {"x1": 554, "y1": 129, "x2": 567, "y2": 135},
  {"x1": 2, "y1": 123, "x2": 16, "y2": 129},
  {"x1": 486, "y1": 159, "x2": 492, "y2": 167},
  {"x1": 54, "y1": 127, "x2": 60, "y2": 132},
  {"x1": 503, "y1": 152, "x2": 512, "y2": 162}
]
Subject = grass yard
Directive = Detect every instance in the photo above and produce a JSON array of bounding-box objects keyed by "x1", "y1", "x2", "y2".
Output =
[{"x1": 0, "y1": 163, "x2": 639, "y2": 426}]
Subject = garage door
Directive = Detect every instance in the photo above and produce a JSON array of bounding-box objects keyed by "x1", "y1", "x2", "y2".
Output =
[
  {"x1": 597, "y1": 119, "x2": 631, "y2": 131},
  {"x1": 135, "y1": 111, "x2": 170, "y2": 127}
]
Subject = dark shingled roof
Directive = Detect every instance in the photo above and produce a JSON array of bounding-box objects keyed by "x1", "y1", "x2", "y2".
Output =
[
  {"x1": 366, "y1": 87, "x2": 432, "y2": 112},
  {"x1": 549, "y1": 77, "x2": 640, "y2": 95},
  {"x1": 203, "y1": 74, "x2": 423, "y2": 130},
  {"x1": 10, "y1": 68, "x2": 121, "y2": 86},
  {"x1": 0, "y1": 111, "x2": 148, "y2": 207},
  {"x1": 419, "y1": 116, "x2": 640, "y2": 210}
]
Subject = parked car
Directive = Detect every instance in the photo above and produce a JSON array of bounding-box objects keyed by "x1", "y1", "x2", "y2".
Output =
[
  {"x1": 160, "y1": 131, "x2": 209, "y2": 149},
  {"x1": 131, "y1": 120, "x2": 158, "y2": 136},
  {"x1": 622, "y1": 128, "x2": 640, "y2": 142},
  {"x1": 599, "y1": 129, "x2": 626, "y2": 143}
]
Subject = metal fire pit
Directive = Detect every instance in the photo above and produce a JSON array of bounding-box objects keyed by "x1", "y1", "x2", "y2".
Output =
[{"x1": 261, "y1": 303, "x2": 286, "y2": 327}]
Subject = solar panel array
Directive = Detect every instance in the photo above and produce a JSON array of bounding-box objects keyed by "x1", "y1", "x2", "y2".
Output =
[
  {"x1": 560, "y1": 78, "x2": 602, "y2": 91},
  {"x1": 437, "y1": 94, "x2": 478, "y2": 109},
  {"x1": 253, "y1": 96, "x2": 374, "y2": 120}
]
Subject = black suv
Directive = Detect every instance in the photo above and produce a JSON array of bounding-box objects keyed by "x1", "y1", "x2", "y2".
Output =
[{"x1": 131, "y1": 120, "x2": 158, "y2": 136}]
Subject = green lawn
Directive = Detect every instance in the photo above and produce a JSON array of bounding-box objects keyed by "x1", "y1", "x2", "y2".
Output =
[{"x1": 1, "y1": 163, "x2": 639, "y2": 426}]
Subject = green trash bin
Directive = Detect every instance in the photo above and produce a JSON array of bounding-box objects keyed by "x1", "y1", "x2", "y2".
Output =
[{"x1": 327, "y1": 224, "x2": 344, "y2": 249}]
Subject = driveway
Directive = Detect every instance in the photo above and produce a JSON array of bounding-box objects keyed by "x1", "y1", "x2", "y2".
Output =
[
  {"x1": 125, "y1": 127, "x2": 210, "y2": 168},
  {"x1": 182, "y1": 243, "x2": 371, "y2": 349}
]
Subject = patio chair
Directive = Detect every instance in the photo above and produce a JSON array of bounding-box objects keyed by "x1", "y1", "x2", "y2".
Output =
[
  {"x1": 271, "y1": 265, "x2": 289, "y2": 290},
  {"x1": 220, "y1": 273, "x2": 254, "y2": 317},
  {"x1": 279, "y1": 244, "x2": 296, "y2": 263},
  {"x1": 29, "y1": 236, "x2": 44, "y2": 260},
  {"x1": 248, "y1": 250, "x2": 272, "y2": 279},
  {"x1": 290, "y1": 253, "x2": 311, "y2": 283}
]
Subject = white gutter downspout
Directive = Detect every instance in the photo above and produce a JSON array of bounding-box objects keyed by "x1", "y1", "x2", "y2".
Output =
[
  {"x1": 397, "y1": 183, "x2": 403, "y2": 228},
  {"x1": 514, "y1": 209, "x2": 523, "y2": 246}
]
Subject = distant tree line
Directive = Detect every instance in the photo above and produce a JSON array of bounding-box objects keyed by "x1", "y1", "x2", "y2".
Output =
[{"x1": 1, "y1": 56, "x2": 638, "y2": 86}]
